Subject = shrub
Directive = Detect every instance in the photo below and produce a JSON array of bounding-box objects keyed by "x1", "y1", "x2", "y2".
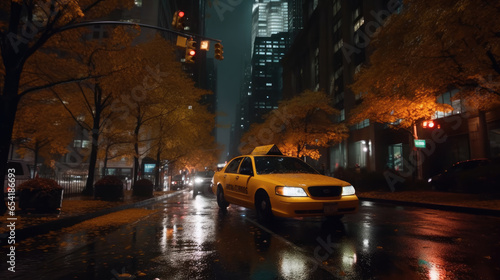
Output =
[
  {"x1": 133, "y1": 179, "x2": 154, "y2": 197},
  {"x1": 19, "y1": 178, "x2": 64, "y2": 213},
  {"x1": 94, "y1": 176, "x2": 124, "y2": 201}
]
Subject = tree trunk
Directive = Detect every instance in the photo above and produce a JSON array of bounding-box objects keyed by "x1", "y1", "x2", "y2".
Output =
[
  {"x1": 0, "y1": 68, "x2": 23, "y2": 214},
  {"x1": 477, "y1": 110, "x2": 490, "y2": 158},
  {"x1": 33, "y1": 141, "x2": 40, "y2": 178},
  {"x1": 82, "y1": 108, "x2": 101, "y2": 195},
  {"x1": 155, "y1": 148, "x2": 161, "y2": 190},
  {"x1": 83, "y1": 128, "x2": 99, "y2": 195},
  {"x1": 133, "y1": 145, "x2": 139, "y2": 186},
  {"x1": 103, "y1": 146, "x2": 109, "y2": 176},
  {"x1": 133, "y1": 116, "x2": 141, "y2": 186}
]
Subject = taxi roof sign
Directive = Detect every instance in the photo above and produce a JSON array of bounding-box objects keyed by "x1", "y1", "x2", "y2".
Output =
[{"x1": 251, "y1": 144, "x2": 283, "y2": 155}]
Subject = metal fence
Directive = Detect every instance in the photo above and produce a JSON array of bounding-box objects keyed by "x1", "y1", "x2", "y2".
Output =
[
  {"x1": 56, "y1": 174, "x2": 87, "y2": 197},
  {"x1": 9, "y1": 174, "x2": 134, "y2": 198}
]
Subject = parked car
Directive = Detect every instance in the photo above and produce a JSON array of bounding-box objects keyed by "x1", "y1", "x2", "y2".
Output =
[
  {"x1": 171, "y1": 174, "x2": 185, "y2": 190},
  {"x1": 428, "y1": 158, "x2": 500, "y2": 193},
  {"x1": 4, "y1": 160, "x2": 31, "y2": 194},
  {"x1": 192, "y1": 170, "x2": 215, "y2": 197},
  {"x1": 212, "y1": 145, "x2": 359, "y2": 222}
]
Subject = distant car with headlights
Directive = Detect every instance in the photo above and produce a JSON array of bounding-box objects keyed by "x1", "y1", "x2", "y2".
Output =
[
  {"x1": 212, "y1": 145, "x2": 359, "y2": 221},
  {"x1": 192, "y1": 170, "x2": 215, "y2": 197},
  {"x1": 171, "y1": 174, "x2": 185, "y2": 190}
]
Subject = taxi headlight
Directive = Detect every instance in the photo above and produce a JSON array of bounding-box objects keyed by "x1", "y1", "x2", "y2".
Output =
[
  {"x1": 342, "y1": 185, "x2": 356, "y2": 196},
  {"x1": 275, "y1": 186, "x2": 308, "y2": 197}
]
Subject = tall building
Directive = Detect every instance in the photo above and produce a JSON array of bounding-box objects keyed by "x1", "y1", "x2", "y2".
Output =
[
  {"x1": 248, "y1": 0, "x2": 291, "y2": 124},
  {"x1": 282, "y1": 0, "x2": 401, "y2": 173},
  {"x1": 228, "y1": 0, "x2": 302, "y2": 157},
  {"x1": 251, "y1": 0, "x2": 289, "y2": 56},
  {"x1": 287, "y1": 0, "x2": 303, "y2": 41},
  {"x1": 249, "y1": 33, "x2": 289, "y2": 124},
  {"x1": 282, "y1": 0, "x2": 500, "y2": 180}
]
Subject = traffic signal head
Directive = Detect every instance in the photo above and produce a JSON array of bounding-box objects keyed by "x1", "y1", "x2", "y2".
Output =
[
  {"x1": 172, "y1": 10, "x2": 185, "y2": 30},
  {"x1": 422, "y1": 120, "x2": 435, "y2": 128},
  {"x1": 214, "y1": 42, "x2": 224, "y2": 60},
  {"x1": 185, "y1": 39, "x2": 197, "y2": 63}
]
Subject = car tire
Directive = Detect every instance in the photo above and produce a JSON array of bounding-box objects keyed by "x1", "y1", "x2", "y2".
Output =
[
  {"x1": 256, "y1": 191, "x2": 273, "y2": 223},
  {"x1": 217, "y1": 186, "x2": 229, "y2": 209},
  {"x1": 192, "y1": 188, "x2": 198, "y2": 198}
]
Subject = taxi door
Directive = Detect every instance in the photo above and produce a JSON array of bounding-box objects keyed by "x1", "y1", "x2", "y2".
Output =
[
  {"x1": 233, "y1": 157, "x2": 254, "y2": 208},
  {"x1": 222, "y1": 157, "x2": 244, "y2": 204}
]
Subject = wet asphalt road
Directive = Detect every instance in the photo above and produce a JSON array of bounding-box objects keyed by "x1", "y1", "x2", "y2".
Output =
[{"x1": 3, "y1": 190, "x2": 500, "y2": 280}]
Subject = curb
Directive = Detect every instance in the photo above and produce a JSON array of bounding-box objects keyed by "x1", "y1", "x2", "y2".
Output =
[
  {"x1": 359, "y1": 196, "x2": 500, "y2": 217},
  {"x1": 0, "y1": 191, "x2": 184, "y2": 245}
]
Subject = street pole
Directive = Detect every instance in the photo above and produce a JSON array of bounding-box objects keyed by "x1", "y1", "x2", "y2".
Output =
[
  {"x1": 413, "y1": 123, "x2": 423, "y2": 181},
  {"x1": 58, "y1": 21, "x2": 222, "y2": 43}
]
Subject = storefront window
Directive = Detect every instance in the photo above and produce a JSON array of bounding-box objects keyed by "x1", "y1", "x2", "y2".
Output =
[{"x1": 388, "y1": 144, "x2": 403, "y2": 171}]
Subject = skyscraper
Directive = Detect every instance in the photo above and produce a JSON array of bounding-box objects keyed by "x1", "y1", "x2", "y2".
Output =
[
  {"x1": 249, "y1": 0, "x2": 290, "y2": 125},
  {"x1": 229, "y1": 0, "x2": 302, "y2": 157},
  {"x1": 251, "y1": 0, "x2": 289, "y2": 56}
]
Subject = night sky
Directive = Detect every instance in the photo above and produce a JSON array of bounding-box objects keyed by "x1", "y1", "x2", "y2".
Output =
[{"x1": 205, "y1": 1, "x2": 253, "y2": 161}]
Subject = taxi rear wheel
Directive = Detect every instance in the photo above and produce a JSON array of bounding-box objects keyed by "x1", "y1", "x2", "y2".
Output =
[
  {"x1": 256, "y1": 192, "x2": 273, "y2": 223},
  {"x1": 217, "y1": 186, "x2": 229, "y2": 209}
]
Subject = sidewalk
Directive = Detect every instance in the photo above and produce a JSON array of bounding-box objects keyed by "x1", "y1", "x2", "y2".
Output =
[
  {"x1": 0, "y1": 190, "x2": 184, "y2": 245},
  {"x1": 357, "y1": 190, "x2": 500, "y2": 216}
]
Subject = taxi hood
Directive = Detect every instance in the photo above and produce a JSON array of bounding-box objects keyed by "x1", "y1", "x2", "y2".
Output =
[{"x1": 259, "y1": 173, "x2": 352, "y2": 187}]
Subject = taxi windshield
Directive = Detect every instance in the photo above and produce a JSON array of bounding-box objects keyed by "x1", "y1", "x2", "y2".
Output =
[{"x1": 254, "y1": 156, "x2": 319, "y2": 175}]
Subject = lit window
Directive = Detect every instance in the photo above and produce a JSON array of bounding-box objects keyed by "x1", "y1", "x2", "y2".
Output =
[
  {"x1": 82, "y1": 140, "x2": 91, "y2": 149},
  {"x1": 354, "y1": 17, "x2": 364, "y2": 32},
  {"x1": 73, "y1": 140, "x2": 81, "y2": 148}
]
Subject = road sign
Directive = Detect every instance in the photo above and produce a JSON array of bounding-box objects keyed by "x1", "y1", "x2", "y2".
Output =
[{"x1": 414, "y1": 139, "x2": 426, "y2": 148}]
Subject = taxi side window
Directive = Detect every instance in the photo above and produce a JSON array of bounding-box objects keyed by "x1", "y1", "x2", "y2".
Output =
[
  {"x1": 225, "y1": 157, "x2": 243, "y2": 174},
  {"x1": 238, "y1": 157, "x2": 253, "y2": 176}
]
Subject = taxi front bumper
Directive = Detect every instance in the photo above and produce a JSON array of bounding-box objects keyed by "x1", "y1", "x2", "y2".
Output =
[{"x1": 270, "y1": 195, "x2": 359, "y2": 217}]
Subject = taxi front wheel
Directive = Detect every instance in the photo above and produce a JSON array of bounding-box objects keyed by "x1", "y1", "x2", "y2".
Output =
[
  {"x1": 256, "y1": 192, "x2": 273, "y2": 223},
  {"x1": 217, "y1": 186, "x2": 229, "y2": 209}
]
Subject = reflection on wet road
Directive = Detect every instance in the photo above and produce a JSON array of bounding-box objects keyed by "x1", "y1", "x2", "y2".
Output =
[{"x1": 4, "y1": 192, "x2": 500, "y2": 280}]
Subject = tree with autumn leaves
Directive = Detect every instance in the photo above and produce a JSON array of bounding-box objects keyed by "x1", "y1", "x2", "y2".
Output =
[
  {"x1": 350, "y1": 0, "x2": 500, "y2": 156},
  {"x1": 0, "y1": 1, "x2": 218, "y2": 213},
  {"x1": 12, "y1": 92, "x2": 74, "y2": 175},
  {"x1": 0, "y1": 0, "x2": 136, "y2": 213},
  {"x1": 241, "y1": 90, "x2": 348, "y2": 160},
  {"x1": 49, "y1": 26, "x2": 143, "y2": 194},
  {"x1": 124, "y1": 35, "x2": 218, "y2": 187}
]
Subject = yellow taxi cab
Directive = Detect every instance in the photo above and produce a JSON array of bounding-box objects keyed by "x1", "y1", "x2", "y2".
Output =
[{"x1": 211, "y1": 145, "x2": 359, "y2": 221}]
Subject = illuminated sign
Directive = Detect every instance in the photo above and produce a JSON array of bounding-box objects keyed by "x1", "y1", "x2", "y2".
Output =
[{"x1": 414, "y1": 139, "x2": 426, "y2": 148}]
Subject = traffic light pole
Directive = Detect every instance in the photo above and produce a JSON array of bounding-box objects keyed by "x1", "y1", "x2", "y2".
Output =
[
  {"x1": 58, "y1": 21, "x2": 222, "y2": 43},
  {"x1": 413, "y1": 123, "x2": 423, "y2": 181}
]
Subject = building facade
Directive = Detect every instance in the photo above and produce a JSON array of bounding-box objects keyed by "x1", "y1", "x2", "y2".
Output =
[{"x1": 282, "y1": 0, "x2": 500, "y2": 180}]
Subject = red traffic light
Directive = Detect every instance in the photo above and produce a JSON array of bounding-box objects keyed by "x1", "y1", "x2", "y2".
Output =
[
  {"x1": 422, "y1": 120, "x2": 435, "y2": 128},
  {"x1": 178, "y1": 11, "x2": 185, "y2": 18}
]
